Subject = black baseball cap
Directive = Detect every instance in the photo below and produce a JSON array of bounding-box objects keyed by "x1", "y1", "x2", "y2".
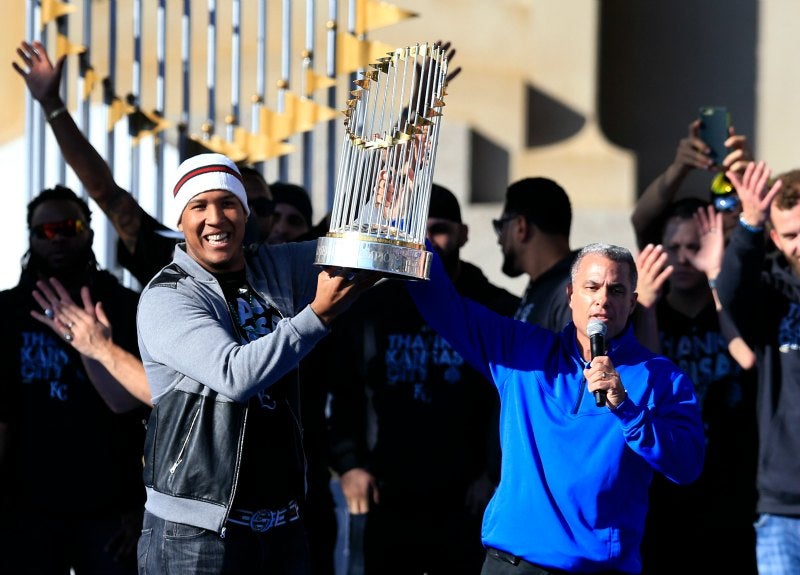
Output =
[{"x1": 504, "y1": 177, "x2": 571, "y2": 236}]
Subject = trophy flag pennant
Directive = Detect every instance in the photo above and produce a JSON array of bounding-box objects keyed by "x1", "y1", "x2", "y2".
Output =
[
  {"x1": 103, "y1": 79, "x2": 136, "y2": 132},
  {"x1": 354, "y1": 0, "x2": 418, "y2": 35},
  {"x1": 130, "y1": 108, "x2": 172, "y2": 144},
  {"x1": 40, "y1": 0, "x2": 77, "y2": 27},
  {"x1": 127, "y1": 108, "x2": 156, "y2": 142},
  {"x1": 187, "y1": 134, "x2": 249, "y2": 164},
  {"x1": 183, "y1": 136, "x2": 221, "y2": 161},
  {"x1": 234, "y1": 128, "x2": 295, "y2": 162},
  {"x1": 285, "y1": 93, "x2": 339, "y2": 133},
  {"x1": 81, "y1": 67, "x2": 97, "y2": 99},
  {"x1": 106, "y1": 98, "x2": 134, "y2": 132},
  {"x1": 336, "y1": 33, "x2": 397, "y2": 75},
  {"x1": 258, "y1": 106, "x2": 294, "y2": 142},
  {"x1": 304, "y1": 69, "x2": 337, "y2": 97},
  {"x1": 56, "y1": 34, "x2": 86, "y2": 59},
  {"x1": 103, "y1": 76, "x2": 136, "y2": 132},
  {"x1": 79, "y1": 53, "x2": 97, "y2": 99}
]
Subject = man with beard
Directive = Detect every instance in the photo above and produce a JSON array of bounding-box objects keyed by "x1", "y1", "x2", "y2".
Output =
[
  {"x1": 718, "y1": 161, "x2": 800, "y2": 575},
  {"x1": 0, "y1": 185, "x2": 147, "y2": 574},
  {"x1": 493, "y1": 177, "x2": 579, "y2": 332}
]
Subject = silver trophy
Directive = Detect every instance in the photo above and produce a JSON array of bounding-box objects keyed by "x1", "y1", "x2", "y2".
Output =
[{"x1": 314, "y1": 42, "x2": 448, "y2": 280}]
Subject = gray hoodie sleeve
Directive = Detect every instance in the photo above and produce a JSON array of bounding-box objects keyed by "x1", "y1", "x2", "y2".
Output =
[{"x1": 137, "y1": 244, "x2": 328, "y2": 403}]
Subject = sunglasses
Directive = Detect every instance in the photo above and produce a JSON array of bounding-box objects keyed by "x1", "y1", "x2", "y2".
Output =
[
  {"x1": 492, "y1": 213, "x2": 518, "y2": 236},
  {"x1": 713, "y1": 193, "x2": 740, "y2": 213},
  {"x1": 31, "y1": 218, "x2": 87, "y2": 240},
  {"x1": 249, "y1": 197, "x2": 275, "y2": 217},
  {"x1": 427, "y1": 222, "x2": 453, "y2": 236},
  {"x1": 279, "y1": 213, "x2": 308, "y2": 228}
]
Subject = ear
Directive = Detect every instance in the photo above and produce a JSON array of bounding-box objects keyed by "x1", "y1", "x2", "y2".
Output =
[
  {"x1": 769, "y1": 228, "x2": 780, "y2": 249},
  {"x1": 516, "y1": 216, "x2": 535, "y2": 242},
  {"x1": 457, "y1": 223, "x2": 468, "y2": 249},
  {"x1": 566, "y1": 282, "x2": 574, "y2": 309},
  {"x1": 628, "y1": 292, "x2": 639, "y2": 317}
]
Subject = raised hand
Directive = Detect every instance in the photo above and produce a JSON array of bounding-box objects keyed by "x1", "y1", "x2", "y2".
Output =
[
  {"x1": 31, "y1": 277, "x2": 151, "y2": 408},
  {"x1": 434, "y1": 39, "x2": 462, "y2": 86},
  {"x1": 634, "y1": 244, "x2": 672, "y2": 309},
  {"x1": 721, "y1": 129, "x2": 751, "y2": 174},
  {"x1": 690, "y1": 205, "x2": 725, "y2": 278},
  {"x1": 12, "y1": 40, "x2": 65, "y2": 107},
  {"x1": 31, "y1": 277, "x2": 113, "y2": 359},
  {"x1": 673, "y1": 119, "x2": 715, "y2": 172},
  {"x1": 726, "y1": 160, "x2": 783, "y2": 229}
]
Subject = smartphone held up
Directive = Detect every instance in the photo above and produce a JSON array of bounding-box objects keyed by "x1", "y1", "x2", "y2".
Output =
[{"x1": 698, "y1": 106, "x2": 730, "y2": 167}]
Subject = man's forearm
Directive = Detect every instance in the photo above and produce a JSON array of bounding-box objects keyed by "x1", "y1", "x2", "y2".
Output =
[
  {"x1": 631, "y1": 162, "x2": 691, "y2": 245},
  {"x1": 42, "y1": 98, "x2": 119, "y2": 206}
]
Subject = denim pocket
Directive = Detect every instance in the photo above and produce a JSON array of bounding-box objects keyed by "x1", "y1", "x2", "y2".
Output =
[{"x1": 164, "y1": 520, "x2": 208, "y2": 540}]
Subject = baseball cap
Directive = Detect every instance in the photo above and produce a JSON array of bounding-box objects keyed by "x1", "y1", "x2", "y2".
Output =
[
  {"x1": 503, "y1": 177, "x2": 571, "y2": 236},
  {"x1": 427, "y1": 183, "x2": 462, "y2": 223}
]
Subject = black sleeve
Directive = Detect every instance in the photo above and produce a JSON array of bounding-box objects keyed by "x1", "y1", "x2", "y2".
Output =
[
  {"x1": 716, "y1": 224, "x2": 766, "y2": 335},
  {"x1": 116, "y1": 211, "x2": 180, "y2": 286},
  {"x1": 326, "y1": 309, "x2": 372, "y2": 476}
]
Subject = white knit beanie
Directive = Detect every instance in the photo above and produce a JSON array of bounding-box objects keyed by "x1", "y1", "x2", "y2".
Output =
[{"x1": 171, "y1": 153, "x2": 250, "y2": 226}]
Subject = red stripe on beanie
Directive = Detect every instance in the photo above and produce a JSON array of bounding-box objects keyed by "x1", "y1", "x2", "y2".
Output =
[{"x1": 173, "y1": 164, "x2": 244, "y2": 198}]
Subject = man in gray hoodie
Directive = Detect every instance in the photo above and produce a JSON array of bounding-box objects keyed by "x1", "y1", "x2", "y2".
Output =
[{"x1": 136, "y1": 153, "x2": 376, "y2": 575}]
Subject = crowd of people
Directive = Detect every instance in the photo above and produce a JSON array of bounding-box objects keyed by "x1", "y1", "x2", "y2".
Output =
[{"x1": 2, "y1": 38, "x2": 799, "y2": 575}]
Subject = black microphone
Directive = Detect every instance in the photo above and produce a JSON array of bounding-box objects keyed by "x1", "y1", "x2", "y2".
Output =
[{"x1": 587, "y1": 320, "x2": 608, "y2": 407}]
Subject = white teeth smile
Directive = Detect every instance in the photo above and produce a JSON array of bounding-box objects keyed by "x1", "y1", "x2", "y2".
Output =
[{"x1": 205, "y1": 232, "x2": 230, "y2": 243}]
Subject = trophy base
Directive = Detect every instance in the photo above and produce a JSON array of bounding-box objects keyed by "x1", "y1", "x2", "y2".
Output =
[{"x1": 314, "y1": 234, "x2": 431, "y2": 280}]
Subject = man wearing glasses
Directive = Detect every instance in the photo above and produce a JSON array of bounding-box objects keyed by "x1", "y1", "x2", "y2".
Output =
[
  {"x1": 493, "y1": 177, "x2": 579, "y2": 332},
  {"x1": 709, "y1": 172, "x2": 745, "y2": 240},
  {"x1": 14, "y1": 40, "x2": 277, "y2": 287},
  {"x1": 0, "y1": 185, "x2": 147, "y2": 573}
]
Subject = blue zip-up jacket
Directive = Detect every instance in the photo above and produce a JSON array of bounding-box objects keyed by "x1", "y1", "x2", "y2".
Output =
[{"x1": 406, "y1": 252, "x2": 704, "y2": 574}]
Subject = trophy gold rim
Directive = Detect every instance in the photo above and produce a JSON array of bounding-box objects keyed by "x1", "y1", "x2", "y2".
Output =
[
  {"x1": 314, "y1": 235, "x2": 431, "y2": 280},
  {"x1": 324, "y1": 230, "x2": 424, "y2": 251}
]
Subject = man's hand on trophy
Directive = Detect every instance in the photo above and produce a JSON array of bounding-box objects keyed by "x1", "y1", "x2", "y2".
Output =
[
  {"x1": 374, "y1": 168, "x2": 406, "y2": 222},
  {"x1": 311, "y1": 267, "x2": 383, "y2": 325}
]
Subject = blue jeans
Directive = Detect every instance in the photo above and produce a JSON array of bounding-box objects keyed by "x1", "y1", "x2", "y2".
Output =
[
  {"x1": 137, "y1": 510, "x2": 311, "y2": 575},
  {"x1": 755, "y1": 513, "x2": 800, "y2": 575}
]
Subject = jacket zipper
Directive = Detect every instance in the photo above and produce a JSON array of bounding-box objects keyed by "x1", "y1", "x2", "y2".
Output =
[
  {"x1": 169, "y1": 407, "x2": 201, "y2": 474},
  {"x1": 572, "y1": 362, "x2": 591, "y2": 414}
]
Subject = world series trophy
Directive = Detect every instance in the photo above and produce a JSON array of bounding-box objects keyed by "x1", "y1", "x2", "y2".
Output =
[{"x1": 314, "y1": 42, "x2": 449, "y2": 280}]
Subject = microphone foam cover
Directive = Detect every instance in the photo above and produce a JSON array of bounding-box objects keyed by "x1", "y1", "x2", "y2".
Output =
[{"x1": 587, "y1": 320, "x2": 608, "y2": 338}]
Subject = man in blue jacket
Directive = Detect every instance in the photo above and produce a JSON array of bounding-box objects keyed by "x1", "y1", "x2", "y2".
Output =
[{"x1": 406, "y1": 242, "x2": 705, "y2": 574}]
